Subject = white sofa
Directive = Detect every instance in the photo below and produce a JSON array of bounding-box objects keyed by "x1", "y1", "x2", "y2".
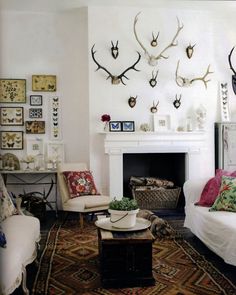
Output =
[
  {"x1": 183, "y1": 178, "x2": 236, "y2": 266},
  {"x1": 0, "y1": 175, "x2": 41, "y2": 295}
]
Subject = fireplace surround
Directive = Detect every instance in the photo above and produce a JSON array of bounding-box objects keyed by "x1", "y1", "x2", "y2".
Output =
[{"x1": 104, "y1": 131, "x2": 206, "y2": 200}]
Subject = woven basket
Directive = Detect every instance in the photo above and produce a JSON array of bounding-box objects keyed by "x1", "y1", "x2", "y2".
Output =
[{"x1": 131, "y1": 186, "x2": 181, "y2": 210}]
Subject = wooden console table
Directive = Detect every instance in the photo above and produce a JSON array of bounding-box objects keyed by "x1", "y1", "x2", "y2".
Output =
[
  {"x1": 1, "y1": 170, "x2": 58, "y2": 216},
  {"x1": 97, "y1": 227, "x2": 155, "y2": 288}
]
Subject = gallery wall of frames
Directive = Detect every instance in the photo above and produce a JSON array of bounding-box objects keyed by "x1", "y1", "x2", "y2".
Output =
[{"x1": 0, "y1": 76, "x2": 64, "y2": 171}]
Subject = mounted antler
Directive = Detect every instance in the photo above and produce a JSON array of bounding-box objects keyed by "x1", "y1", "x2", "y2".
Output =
[
  {"x1": 173, "y1": 94, "x2": 182, "y2": 109},
  {"x1": 228, "y1": 46, "x2": 236, "y2": 95},
  {"x1": 134, "y1": 12, "x2": 183, "y2": 66},
  {"x1": 149, "y1": 70, "x2": 159, "y2": 87},
  {"x1": 91, "y1": 44, "x2": 141, "y2": 85},
  {"x1": 111, "y1": 40, "x2": 119, "y2": 59},
  {"x1": 175, "y1": 60, "x2": 213, "y2": 89},
  {"x1": 150, "y1": 100, "x2": 159, "y2": 113},
  {"x1": 151, "y1": 32, "x2": 159, "y2": 47}
]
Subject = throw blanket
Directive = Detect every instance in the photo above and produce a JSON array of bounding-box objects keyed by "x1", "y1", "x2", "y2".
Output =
[{"x1": 137, "y1": 209, "x2": 176, "y2": 239}]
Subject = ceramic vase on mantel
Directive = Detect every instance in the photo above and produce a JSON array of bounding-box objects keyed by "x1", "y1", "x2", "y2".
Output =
[{"x1": 103, "y1": 121, "x2": 109, "y2": 132}]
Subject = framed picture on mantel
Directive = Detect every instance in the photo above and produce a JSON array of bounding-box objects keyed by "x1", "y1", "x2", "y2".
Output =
[{"x1": 153, "y1": 115, "x2": 171, "y2": 132}]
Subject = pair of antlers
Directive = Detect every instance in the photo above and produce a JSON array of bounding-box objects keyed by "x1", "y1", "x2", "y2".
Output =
[
  {"x1": 175, "y1": 60, "x2": 213, "y2": 89},
  {"x1": 134, "y1": 12, "x2": 184, "y2": 66},
  {"x1": 91, "y1": 44, "x2": 141, "y2": 85}
]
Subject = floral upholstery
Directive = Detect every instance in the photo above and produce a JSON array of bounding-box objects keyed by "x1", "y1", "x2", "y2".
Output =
[
  {"x1": 63, "y1": 171, "x2": 100, "y2": 198},
  {"x1": 210, "y1": 176, "x2": 236, "y2": 212}
]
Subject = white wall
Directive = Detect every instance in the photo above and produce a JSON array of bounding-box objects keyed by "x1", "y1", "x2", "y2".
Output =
[{"x1": 1, "y1": 2, "x2": 236, "y2": 200}]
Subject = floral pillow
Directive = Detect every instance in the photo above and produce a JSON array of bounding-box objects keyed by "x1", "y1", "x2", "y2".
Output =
[
  {"x1": 63, "y1": 171, "x2": 100, "y2": 198},
  {"x1": 195, "y1": 169, "x2": 236, "y2": 207},
  {"x1": 0, "y1": 175, "x2": 17, "y2": 223},
  {"x1": 209, "y1": 176, "x2": 236, "y2": 212}
]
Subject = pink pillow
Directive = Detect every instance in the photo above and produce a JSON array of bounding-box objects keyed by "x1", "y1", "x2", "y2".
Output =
[{"x1": 195, "y1": 169, "x2": 236, "y2": 207}]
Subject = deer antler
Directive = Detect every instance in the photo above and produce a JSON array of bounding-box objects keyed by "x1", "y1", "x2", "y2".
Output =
[
  {"x1": 133, "y1": 13, "x2": 183, "y2": 66},
  {"x1": 117, "y1": 52, "x2": 141, "y2": 85},
  {"x1": 228, "y1": 46, "x2": 236, "y2": 75},
  {"x1": 175, "y1": 60, "x2": 213, "y2": 89},
  {"x1": 190, "y1": 65, "x2": 213, "y2": 89},
  {"x1": 91, "y1": 44, "x2": 114, "y2": 80},
  {"x1": 91, "y1": 44, "x2": 141, "y2": 85}
]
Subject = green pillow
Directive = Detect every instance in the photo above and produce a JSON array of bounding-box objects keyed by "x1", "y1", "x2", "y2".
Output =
[{"x1": 209, "y1": 176, "x2": 236, "y2": 212}]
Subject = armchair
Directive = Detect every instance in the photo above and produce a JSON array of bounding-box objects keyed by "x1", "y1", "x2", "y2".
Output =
[{"x1": 57, "y1": 163, "x2": 110, "y2": 228}]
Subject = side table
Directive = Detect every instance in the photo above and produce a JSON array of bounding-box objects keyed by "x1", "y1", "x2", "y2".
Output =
[{"x1": 97, "y1": 227, "x2": 155, "y2": 288}]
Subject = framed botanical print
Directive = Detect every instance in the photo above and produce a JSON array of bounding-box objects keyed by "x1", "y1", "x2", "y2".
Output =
[
  {"x1": 0, "y1": 79, "x2": 26, "y2": 103},
  {"x1": 29, "y1": 108, "x2": 43, "y2": 119},
  {"x1": 0, "y1": 107, "x2": 24, "y2": 126},
  {"x1": 109, "y1": 121, "x2": 122, "y2": 132},
  {"x1": 30, "y1": 95, "x2": 42, "y2": 106},
  {"x1": 122, "y1": 121, "x2": 135, "y2": 132},
  {"x1": 32, "y1": 75, "x2": 56, "y2": 92},
  {"x1": 0, "y1": 131, "x2": 23, "y2": 150},
  {"x1": 25, "y1": 121, "x2": 46, "y2": 134}
]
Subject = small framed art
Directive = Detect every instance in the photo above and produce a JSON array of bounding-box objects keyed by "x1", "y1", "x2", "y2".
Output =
[
  {"x1": 0, "y1": 79, "x2": 26, "y2": 103},
  {"x1": 109, "y1": 121, "x2": 122, "y2": 132},
  {"x1": 0, "y1": 107, "x2": 24, "y2": 126},
  {"x1": 29, "y1": 108, "x2": 43, "y2": 119},
  {"x1": 32, "y1": 75, "x2": 56, "y2": 92},
  {"x1": 153, "y1": 114, "x2": 171, "y2": 132},
  {"x1": 122, "y1": 121, "x2": 135, "y2": 132},
  {"x1": 30, "y1": 95, "x2": 42, "y2": 106},
  {"x1": 26, "y1": 138, "x2": 44, "y2": 156},
  {"x1": 47, "y1": 141, "x2": 64, "y2": 163},
  {"x1": 0, "y1": 131, "x2": 23, "y2": 150},
  {"x1": 25, "y1": 121, "x2": 46, "y2": 134}
]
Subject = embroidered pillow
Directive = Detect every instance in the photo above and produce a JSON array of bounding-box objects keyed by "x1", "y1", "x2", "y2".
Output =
[
  {"x1": 63, "y1": 171, "x2": 100, "y2": 198},
  {"x1": 0, "y1": 175, "x2": 17, "y2": 222},
  {"x1": 195, "y1": 169, "x2": 236, "y2": 207},
  {"x1": 209, "y1": 176, "x2": 236, "y2": 212}
]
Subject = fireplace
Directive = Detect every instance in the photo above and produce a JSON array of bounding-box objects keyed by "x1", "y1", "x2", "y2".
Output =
[
  {"x1": 104, "y1": 131, "x2": 206, "y2": 203},
  {"x1": 123, "y1": 152, "x2": 185, "y2": 208}
]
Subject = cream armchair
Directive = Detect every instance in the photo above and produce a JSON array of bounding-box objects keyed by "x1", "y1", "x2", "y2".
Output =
[{"x1": 57, "y1": 163, "x2": 110, "y2": 227}]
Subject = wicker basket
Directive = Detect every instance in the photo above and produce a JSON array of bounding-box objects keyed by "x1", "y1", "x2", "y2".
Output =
[{"x1": 131, "y1": 186, "x2": 181, "y2": 210}]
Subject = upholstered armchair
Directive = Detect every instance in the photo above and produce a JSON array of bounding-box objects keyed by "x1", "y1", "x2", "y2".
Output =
[{"x1": 57, "y1": 163, "x2": 110, "y2": 228}]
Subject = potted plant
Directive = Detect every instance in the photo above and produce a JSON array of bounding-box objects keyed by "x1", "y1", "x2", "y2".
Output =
[{"x1": 108, "y1": 197, "x2": 139, "y2": 229}]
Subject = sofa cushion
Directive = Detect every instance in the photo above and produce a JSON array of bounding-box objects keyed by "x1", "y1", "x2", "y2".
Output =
[
  {"x1": 210, "y1": 176, "x2": 236, "y2": 212},
  {"x1": 0, "y1": 215, "x2": 40, "y2": 295},
  {"x1": 63, "y1": 171, "x2": 100, "y2": 198},
  {"x1": 0, "y1": 175, "x2": 17, "y2": 222},
  {"x1": 195, "y1": 169, "x2": 236, "y2": 207}
]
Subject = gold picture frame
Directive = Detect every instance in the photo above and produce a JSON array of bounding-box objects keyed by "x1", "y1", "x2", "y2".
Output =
[
  {"x1": 0, "y1": 79, "x2": 26, "y2": 103},
  {"x1": 32, "y1": 75, "x2": 56, "y2": 92}
]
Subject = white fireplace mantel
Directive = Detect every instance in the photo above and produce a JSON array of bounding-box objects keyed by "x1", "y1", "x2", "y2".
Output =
[{"x1": 103, "y1": 131, "x2": 206, "y2": 198}]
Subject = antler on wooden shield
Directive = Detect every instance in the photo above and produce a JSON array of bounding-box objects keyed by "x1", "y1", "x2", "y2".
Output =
[{"x1": 228, "y1": 46, "x2": 236, "y2": 94}]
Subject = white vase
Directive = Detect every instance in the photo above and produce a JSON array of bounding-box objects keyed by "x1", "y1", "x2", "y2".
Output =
[{"x1": 108, "y1": 208, "x2": 139, "y2": 228}]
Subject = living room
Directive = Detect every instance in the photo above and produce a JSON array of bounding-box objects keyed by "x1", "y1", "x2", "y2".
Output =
[{"x1": 1, "y1": 0, "x2": 236, "y2": 294}]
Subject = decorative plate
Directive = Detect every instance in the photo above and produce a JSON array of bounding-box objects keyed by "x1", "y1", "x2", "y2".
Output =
[{"x1": 95, "y1": 217, "x2": 151, "y2": 232}]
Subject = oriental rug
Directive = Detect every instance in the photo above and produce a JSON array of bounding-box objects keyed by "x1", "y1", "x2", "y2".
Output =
[{"x1": 32, "y1": 219, "x2": 236, "y2": 295}]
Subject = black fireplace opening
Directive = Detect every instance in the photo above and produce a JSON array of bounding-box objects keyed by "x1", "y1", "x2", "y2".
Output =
[{"x1": 123, "y1": 153, "x2": 186, "y2": 209}]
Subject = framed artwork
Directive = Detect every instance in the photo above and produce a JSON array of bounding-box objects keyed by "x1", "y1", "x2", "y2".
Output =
[
  {"x1": 153, "y1": 115, "x2": 171, "y2": 132},
  {"x1": 26, "y1": 138, "x2": 44, "y2": 156},
  {"x1": 47, "y1": 141, "x2": 64, "y2": 163},
  {"x1": 0, "y1": 131, "x2": 23, "y2": 150},
  {"x1": 29, "y1": 108, "x2": 43, "y2": 119},
  {"x1": 0, "y1": 107, "x2": 24, "y2": 126},
  {"x1": 109, "y1": 121, "x2": 122, "y2": 132},
  {"x1": 122, "y1": 121, "x2": 135, "y2": 132},
  {"x1": 25, "y1": 121, "x2": 46, "y2": 134},
  {"x1": 32, "y1": 75, "x2": 56, "y2": 92},
  {"x1": 30, "y1": 95, "x2": 42, "y2": 106},
  {"x1": 0, "y1": 79, "x2": 26, "y2": 103}
]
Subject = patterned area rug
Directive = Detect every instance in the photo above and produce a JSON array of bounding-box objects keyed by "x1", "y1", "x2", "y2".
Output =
[{"x1": 32, "y1": 219, "x2": 236, "y2": 295}]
